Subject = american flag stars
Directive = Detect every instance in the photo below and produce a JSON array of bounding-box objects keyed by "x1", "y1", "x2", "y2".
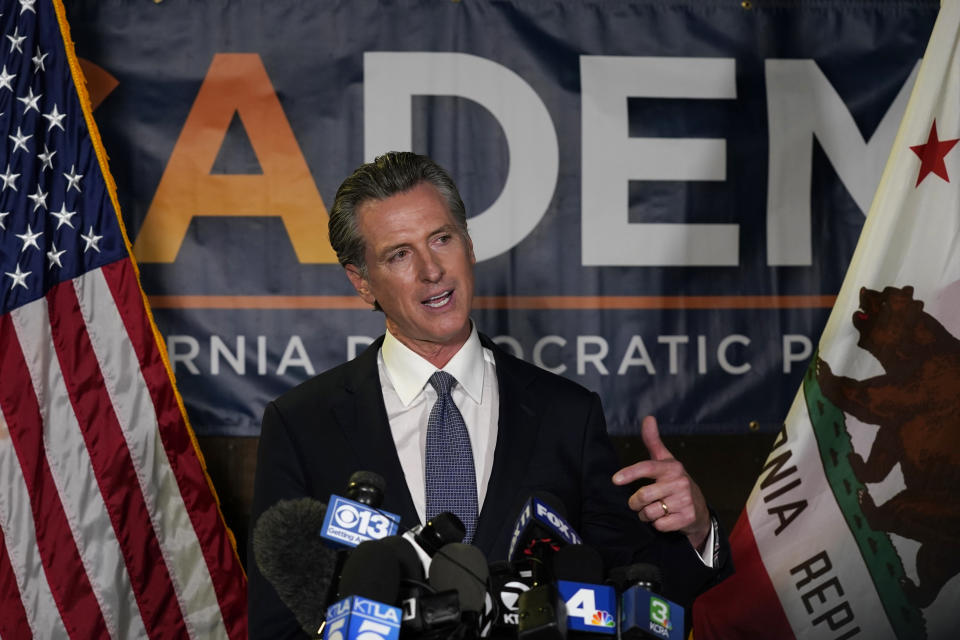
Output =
[
  {"x1": 0, "y1": 64, "x2": 15, "y2": 90},
  {"x1": 4, "y1": 262, "x2": 29, "y2": 289},
  {"x1": 0, "y1": 4, "x2": 107, "y2": 302},
  {"x1": 9, "y1": 126, "x2": 31, "y2": 152},
  {"x1": 7, "y1": 27, "x2": 26, "y2": 54}
]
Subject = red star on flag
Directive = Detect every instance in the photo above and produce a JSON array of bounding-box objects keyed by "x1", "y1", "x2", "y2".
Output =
[{"x1": 909, "y1": 119, "x2": 959, "y2": 186}]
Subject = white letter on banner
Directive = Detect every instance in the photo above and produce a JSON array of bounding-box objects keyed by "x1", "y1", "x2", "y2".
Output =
[
  {"x1": 533, "y1": 335, "x2": 567, "y2": 374},
  {"x1": 364, "y1": 52, "x2": 559, "y2": 261},
  {"x1": 717, "y1": 334, "x2": 750, "y2": 374},
  {"x1": 782, "y1": 334, "x2": 813, "y2": 374},
  {"x1": 580, "y1": 56, "x2": 738, "y2": 266},
  {"x1": 577, "y1": 336, "x2": 609, "y2": 375},
  {"x1": 277, "y1": 336, "x2": 315, "y2": 376},
  {"x1": 211, "y1": 335, "x2": 245, "y2": 375},
  {"x1": 167, "y1": 335, "x2": 200, "y2": 374},
  {"x1": 765, "y1": 59, "x2": 918, "y2": 266}
]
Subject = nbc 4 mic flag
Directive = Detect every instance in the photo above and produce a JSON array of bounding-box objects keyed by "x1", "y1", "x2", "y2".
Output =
[
  {"x1": 694, "y1": 1, "x2": 960, "y2": 638},
  {"x1": 0, "y1": 1, "x2": 246, "y2": 637}
]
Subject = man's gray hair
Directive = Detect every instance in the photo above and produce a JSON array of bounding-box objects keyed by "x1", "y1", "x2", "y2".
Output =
[{"x1": 328, "y1": 151, "x2": 468, "y2": 275}]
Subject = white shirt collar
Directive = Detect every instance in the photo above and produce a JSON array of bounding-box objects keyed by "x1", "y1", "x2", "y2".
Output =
[{"x1": 381, "y1": 322, "x2": 486, "y2": 406}]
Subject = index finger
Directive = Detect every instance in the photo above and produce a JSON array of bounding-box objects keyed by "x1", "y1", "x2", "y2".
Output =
[
  {"x1": 641, "y1": 415, "x2": 674, "y2": 461},
  {"x1": 612, "y1": 459, "x2": 668, "y2": 485}
]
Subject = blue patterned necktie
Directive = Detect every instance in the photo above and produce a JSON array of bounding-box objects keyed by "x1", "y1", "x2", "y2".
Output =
[{"x1": 424, "y1": 371, "x2": 478, "y2": 543}]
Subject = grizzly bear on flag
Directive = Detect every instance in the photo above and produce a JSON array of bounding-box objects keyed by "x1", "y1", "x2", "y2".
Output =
[{"x1": 816, "y1": 285, "x2": 960, "y2": 608}]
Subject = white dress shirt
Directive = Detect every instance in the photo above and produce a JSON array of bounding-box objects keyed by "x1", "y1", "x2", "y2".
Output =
[{"x1": 377, "y1": 323, "x2": 498, "y2": 524}]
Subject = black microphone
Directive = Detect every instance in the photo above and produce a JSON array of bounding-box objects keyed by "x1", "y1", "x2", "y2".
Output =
[
  {"x1": 402, "y1": 511, "x2": 467, "y2": 572},
  {"x1": 508, "y1": 492, "x2": 582, "y2": 585},
  {"x1": 375, "y1": 535, "x2": 449, "y2": 638},
  {"x1": 609, "y1": 564, "x2": 684, "y2": 640},
  {"x1": 509, "y1": 494, "x2": 583, "y2": 640},
  {"x1": 321, "y1": 471, "x2": 400, "y2": 549},
  {"x1": 517, "y1": 583, "x2": 567, "y2": 640},
  {"x1": 252, "y1": 497, "x2": 339, "y2": 637},
  {"x1": 429, "y1": 542, "x2": 491, "y2": 636},
  {"x1": 325, "y1": 539, "x2": 404, "y2": 640},
  {"x1": 553, "y1": 546, "x2": 617, "y2": 638},
  {"x1": 345, "y1": 470, "x2": 387, "y2": 507},
  {"x1": 484, "y1": 560, "x2": 533, "y2": 636},
  {"x1": 337, "y1": 539, "x2": 402, "y2": 603},
  {"x1": 324, "y1": 470, "x2": 403, "y2": 617}
]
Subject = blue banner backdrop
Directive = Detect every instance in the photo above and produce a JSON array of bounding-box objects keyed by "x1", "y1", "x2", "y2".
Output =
[{"x1": 63, "y1": 0, "x2": 939, "y2": 436}]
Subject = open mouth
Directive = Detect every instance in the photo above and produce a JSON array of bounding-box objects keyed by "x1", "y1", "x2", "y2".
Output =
[{"x1": 423, "y1": 290, "x2": 453, "y2": 308}]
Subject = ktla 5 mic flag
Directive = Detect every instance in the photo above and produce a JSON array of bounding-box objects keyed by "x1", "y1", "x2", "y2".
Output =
[
  {"x1": 693, "y1": 1, "x2": 960, "y2": 639},
  {"x1": 0, "y1": 1, "x2": 246, "y2": 638}
]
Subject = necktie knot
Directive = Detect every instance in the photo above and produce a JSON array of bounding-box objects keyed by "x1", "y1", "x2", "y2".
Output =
[{"x1": 429, "y1": 370, "x2": 456, "y2": 396}]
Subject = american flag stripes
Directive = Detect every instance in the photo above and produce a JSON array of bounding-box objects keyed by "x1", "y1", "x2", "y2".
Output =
[{"x1": 0, "y1": 1, "x2": 246, "y2": 638}]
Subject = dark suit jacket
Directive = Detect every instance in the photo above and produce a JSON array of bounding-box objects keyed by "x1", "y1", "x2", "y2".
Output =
[{"x1": 248, "y1": 334, "x2": 730, "y2": 639}]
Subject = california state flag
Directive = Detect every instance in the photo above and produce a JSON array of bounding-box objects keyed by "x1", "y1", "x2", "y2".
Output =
[{"x1": 693, "y1": 2, "x2": 960, "y2": 639}]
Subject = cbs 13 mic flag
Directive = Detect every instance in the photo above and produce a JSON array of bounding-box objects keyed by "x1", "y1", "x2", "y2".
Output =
[
  {"x1": 694, "y1": 1, "x2": 960, "y2": 639},
  {"x1": 0, "y1": 2, "x2": 247, "y2": 639}
]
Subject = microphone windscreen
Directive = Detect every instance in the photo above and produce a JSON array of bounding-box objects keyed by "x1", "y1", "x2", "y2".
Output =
[
  {"x1": 252, "y1": 498, "x2": 338, "y2": 635},
  {"x1": 428, "y1": 543, "x2": 490, "y2": 614},
  {"x1": 338, "y1": 539, "x2": 401, "y2": 604},
  {"x1": 552, "y1": 544, "x2": 604, "y2": 584},
  {"x1": 378, "y1": 535, "x2": 426, "y2": 582}
]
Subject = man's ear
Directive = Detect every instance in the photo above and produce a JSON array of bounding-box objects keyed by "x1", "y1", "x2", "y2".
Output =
[{"x1": 345, "y1": 265, "x2": 376, "y2": 306}]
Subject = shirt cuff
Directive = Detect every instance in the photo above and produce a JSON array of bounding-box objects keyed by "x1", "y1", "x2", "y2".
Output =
[{"x1": 694, "y1": 516, "x2": 719, "y2": 568}]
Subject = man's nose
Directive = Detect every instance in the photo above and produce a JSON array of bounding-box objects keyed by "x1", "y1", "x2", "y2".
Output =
[{"x1": 418, "y1": 251, "x2": 443, "y2": 282}]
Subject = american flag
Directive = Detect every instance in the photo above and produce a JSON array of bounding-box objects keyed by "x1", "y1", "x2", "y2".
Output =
[{"x1": 0, "y1": 1, "x2": 247, "y2": 638}]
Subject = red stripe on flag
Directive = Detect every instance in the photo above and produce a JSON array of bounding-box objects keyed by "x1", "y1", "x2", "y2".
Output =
[
  {"x1": 0, "y1": 313, "x2": 111, "y2": 639},
  {"x1": 101, "y1": 259, "x2": 248, "y2": 638},
  {"x1": 45, "y1": 279, "x2": 188, "y2": 638},
  {"x1": 0, "y1": 525, "x2": 32, "y2": 639},
  {"x1": 692, "y1": 511, "x2": 795, "y2": 640}
]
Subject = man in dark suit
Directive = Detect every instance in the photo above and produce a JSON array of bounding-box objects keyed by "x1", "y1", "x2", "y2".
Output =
[{"x1": 248, "y1": 152, "x2": 730, "y2": 638}]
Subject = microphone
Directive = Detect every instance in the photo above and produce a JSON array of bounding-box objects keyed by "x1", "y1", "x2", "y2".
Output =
[
  {"x1": 374, "y1": 536, "x2": 453, "y2": 638},
  {"x1": 610, "y1": 564, "x2": 684, "y2": 640},
  {"x1": 517, "y1": 583, "x2": 567, "y2": 640},
  {"x1": 429, "y1": 542, "x2": 490, "y2": 634},
  {"x1": 508, "y1": 493, "x2": 582, "y2": 587},
  {"x1": 484, "y1": 560, "x2": 533, "y2": 636},
  {"x1": 252, "y1": 497, "x2": 339, "y2": 636},
  {"x1": 321, "y1": 471, "x2": 401, "y2": 548},
  {"x1": 402, "y1": 511, "x2": 467, "y2": 572},
  {"x1": 325, "y1": 540, "x2": 403, "y2": 640},
  {"x1": 553, "y1": 546, "x2": 616, "y2": 636}
]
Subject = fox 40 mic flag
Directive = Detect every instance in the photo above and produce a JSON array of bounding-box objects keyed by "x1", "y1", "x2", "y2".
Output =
[
  {"x1": 694, "y1": 2, "x2": 960, "y2": 639},
  {"x1": 0, "y1": 1, "x2": 247, "y2": 638}
]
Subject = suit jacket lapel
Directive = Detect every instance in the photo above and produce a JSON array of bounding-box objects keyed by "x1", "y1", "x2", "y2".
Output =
[
  {"x1": 474, "y1": 334, "x2": 542, "y2": 552},
  {"x1": 333, "y1": 336, "x2": 421, "y2": 528}
]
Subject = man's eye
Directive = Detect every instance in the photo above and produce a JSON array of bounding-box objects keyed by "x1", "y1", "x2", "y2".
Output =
[
  {"x1": 389, "y1": 249, "x2": 408, "y2": 262},
  {"x1": 435, "y1": 234, "x2": 451, "y2": 244}
]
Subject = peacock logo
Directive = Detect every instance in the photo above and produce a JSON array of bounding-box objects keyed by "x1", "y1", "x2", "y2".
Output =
[{"x1": 589, "y1": 610, "x2": 615, "y2": 628}]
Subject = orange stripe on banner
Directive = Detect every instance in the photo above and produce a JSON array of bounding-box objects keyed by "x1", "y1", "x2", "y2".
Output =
[
  {"x1": 147, "y1": 294, "x2": 837, "y2": 310},
  {"x1": 0, "y1": 314, "x2": 111, "y2": 639},
  {"x1": 103, "y1": 260, "x2": 248, "y2": 639},
  {"x1": 47, "y1": 279, "x2": 189, "y2": 637}
]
